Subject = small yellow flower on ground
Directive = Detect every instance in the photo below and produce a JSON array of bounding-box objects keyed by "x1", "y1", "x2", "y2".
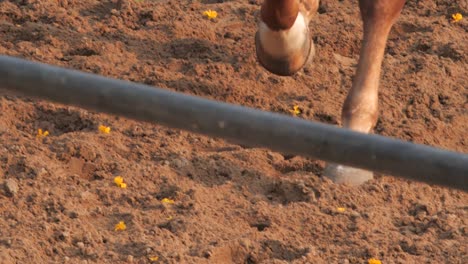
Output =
[
  {"x1": 98, "y1": 125, "x2": 111, "y2": 134},
  {"x1": 368, "y1": 258, "x2": 382, "y2": 264},
  {"x1": 114, "y1": 176, "x2": 123, "y2": 185},
  {"x1": 36, "y1": 128, "x2": 49, "y2": 139},
  {"x1": 289, "y1": 105, "x2": 301, "y2": 116},
  {"x1": 337, "y1": 207, "x2": 346, "y2": 213},
  {"x1": 113, "y1": 176, "x2": 127, "y2": 188},
  {"x1": 203, "y1": 10, "x2": 218, "y2": 19},
  {"x1": 149, "y1": 256, "x2": 159, "y2": 261},
  {"x1": 452, "y1": 13, "x2": 462, "y2": 23},
  {"x1": 161, "y1": 198, "x2": 175, "y2": 204},
  {"x1": 114, "y1": 221, "x2": 126, "y2": 231}
]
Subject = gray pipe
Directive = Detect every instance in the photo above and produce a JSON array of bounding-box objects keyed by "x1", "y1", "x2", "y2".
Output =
[{"x1": 0, "y1": 55, "x2": 466, "y2": 191}]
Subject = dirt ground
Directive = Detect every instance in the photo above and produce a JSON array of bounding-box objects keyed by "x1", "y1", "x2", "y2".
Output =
[{"x1": 0, "y1": 0, "x2": 467, "y2": 263}]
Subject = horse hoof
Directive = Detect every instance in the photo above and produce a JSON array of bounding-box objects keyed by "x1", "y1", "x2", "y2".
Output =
[{"x1": 323, "y1": 163, "x2": 373, "y2": 185}]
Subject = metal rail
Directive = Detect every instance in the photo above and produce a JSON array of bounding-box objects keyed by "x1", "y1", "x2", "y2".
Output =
[{"x1": 0, "y1": 55, "x2": 466, "y2": 191}]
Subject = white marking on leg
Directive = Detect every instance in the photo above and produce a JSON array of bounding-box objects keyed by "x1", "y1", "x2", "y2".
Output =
[{"x1": 258, "y1": 12, "x2": 308, "y2": 58}]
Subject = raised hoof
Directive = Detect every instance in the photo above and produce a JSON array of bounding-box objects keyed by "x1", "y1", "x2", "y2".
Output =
[
  {"x1": 255, "y1": 31, "x2": 315, "y2": 76},
  {"x1": 323, "y1": 163, "x2": 374, "y2": 186}
]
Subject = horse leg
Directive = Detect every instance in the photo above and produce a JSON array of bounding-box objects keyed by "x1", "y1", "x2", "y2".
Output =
[
  {"x1": 323, "y1": 0, "x2": 406, "y2": 185},
  {"x1": 255, "y1": 0, "x2": 319, "y2": 76}
]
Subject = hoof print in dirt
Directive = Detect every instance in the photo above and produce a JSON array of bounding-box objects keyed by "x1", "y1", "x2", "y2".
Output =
[
  {"x1": 409, "y1": 202, "x2": 435, "y2": 218},
  {"x1": 154, "y1": 183, "x2": 180, "y2": 200},
  {"x1": 165, "y1": 39, "x2": 228, "y2": 63},
  {"x1": 67, "y1": 47, "x2": 100, "y2": 57},
  {"x1": 158, "y1": 218, "x2": 186, "y2": 234},
  {"x1": 265, "y1": 180, "x2": 315, "y2": 204},
  {"x1": 261, "y1": 240, "x2": 309, "y2": 261},
  {"x1": 33, "y1": 107, "x2": 95, "y2": 135},
  {"x1": 250, "y1": 218, "x2": 271, "y2": 232}
]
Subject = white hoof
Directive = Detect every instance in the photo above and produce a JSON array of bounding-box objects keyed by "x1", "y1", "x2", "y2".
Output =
[{"x1": 323, "y1": 163, "x2": 373, "y2": 186}]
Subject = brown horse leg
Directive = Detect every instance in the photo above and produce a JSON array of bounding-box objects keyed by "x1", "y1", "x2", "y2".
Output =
[
  {"x1": 324, "y1": 0, "x2": 406, "y2": 185},
  {"x1": 255, "y1": 0, "x2": 319, "y2": 76}
]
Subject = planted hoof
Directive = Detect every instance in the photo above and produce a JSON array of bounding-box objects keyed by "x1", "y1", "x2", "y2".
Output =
[{"x1": 323, "y1": 163, "x2": 373, "y2": 186}]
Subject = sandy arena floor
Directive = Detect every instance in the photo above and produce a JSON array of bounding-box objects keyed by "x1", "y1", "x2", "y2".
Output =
[{"x1": 0, "y1": 0, "x2": 467, "y2": 263}]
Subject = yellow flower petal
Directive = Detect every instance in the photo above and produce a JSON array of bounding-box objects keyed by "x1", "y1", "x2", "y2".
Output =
[
  {"x1": 98, "y1": 125, "x2": 111, "y2": 134},
  {"x1": 114, "y1": 176, "x2": 124, "y2": 185},
  {"x1": 336, "y1": 207, "x2": 346, "y2": 213},
  {"x1": 368, "y1": 258, "x2": 382, "y2": 264},
  {"x1": 203, "y1": 10, "x2": 218, "y2": 19},
  {"x1": 149, "y1": 256, "x2": 159, "y2": 261},
  {"x1": 161, "y1": 198, "x2": 175, "y2": 204},
  {"x1": 114, "y1": 221, "x2": 126, "y2": 231},
  {"x1": 119, "y1": 183, "x2": 127, "y2": 188},
  {"x1": 289, "y1": 105, "x2": 301, "y2": 116},
  {"x1": 36, "y1": 128, "x2": 50, "y2": 139},
  {"x1": 452, "y1": 13, "x2": 462, "y2": 23}
]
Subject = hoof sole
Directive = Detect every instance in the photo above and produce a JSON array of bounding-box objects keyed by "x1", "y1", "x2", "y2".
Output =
[{"x1": 323, "y1": 163, "x2": 373, "y2": 186}]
